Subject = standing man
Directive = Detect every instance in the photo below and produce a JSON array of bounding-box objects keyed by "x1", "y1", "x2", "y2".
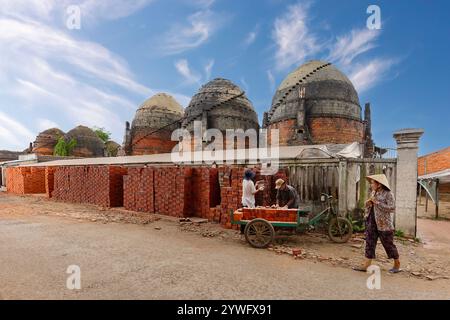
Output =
[
  {"x1": 275, "y1": 179, "x2": 300, "y2": 209},
  {"x1": 242, "y1": 169, "x2": 264, "y2": 208}
]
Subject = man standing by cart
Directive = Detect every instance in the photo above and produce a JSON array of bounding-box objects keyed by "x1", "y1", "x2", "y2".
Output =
[{"x1": 275, "y1": 179, "x2": 300, "y2": 209}]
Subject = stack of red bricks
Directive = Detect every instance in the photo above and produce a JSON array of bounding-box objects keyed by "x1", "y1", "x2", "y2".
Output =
[
  {"x1": 153, "y1": 166, "x2": 192, "y2": 217},
  {"x1": 217, "y1": 166, "x2": 245, "y2": 228},
  {"x1": 123, "y1": 167, "x2": 155, "y2": 213},
  {"x1": 242, "y1": 207, "x2": 297, "y2": 222},
  {"x1": 45, "y1": 167, "x2": 58, "y2": 198},
  {"x1": 52, "y1": 165, "x2": 127, "y2": 207},
  {"x1": 188, "y1": 167, "x2": 222, "y2": 221},
  {"x1": 6, "y1": 167, "x2": 46, "y2": 195}
]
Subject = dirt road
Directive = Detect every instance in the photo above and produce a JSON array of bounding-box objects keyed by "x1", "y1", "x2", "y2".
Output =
[{"x1": 1, "y1": 193, "x2": 449, "y2": 300}]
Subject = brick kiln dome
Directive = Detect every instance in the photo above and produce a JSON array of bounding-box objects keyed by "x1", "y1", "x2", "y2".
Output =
[
  {"x1": 132, "y1": 93, "x2": 183, "y2": 129},
  {"x1": 32, "y1": 128, "x2": 65, "y2": 155},
  {"x1": 182, "y1": 78, "x2": 259, "y2": 132},
  {"x1": 266, "y1": 60, "x2": 365, "y2": 146},
  {"x1": 65, "y1": 125, "x2": 105, "y2": 158},
  {"x1": 130, "y1": 93, "x2": 184, "y2": 155}
]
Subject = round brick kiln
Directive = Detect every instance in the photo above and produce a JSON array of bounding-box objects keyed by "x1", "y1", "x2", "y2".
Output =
[
  {"x1": 265, "y1": 60, "x2": 369, "y2": 147},
  {"x1": 32, "y1": 128, "x2": 65, "y2": 156},
  {"x1": 182, "y1": 78, "x2": 259, "y2": 149},
  {"x1": 65, "y1": 125, "x2": 105, "y2": 158},
  {"x1": 127, "y1": 93, "x2": 184, "y2": 155}
]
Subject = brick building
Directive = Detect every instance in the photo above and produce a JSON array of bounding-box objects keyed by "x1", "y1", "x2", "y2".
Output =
[
  {"x1": 418, "y1": 146, "x2": 450, "y2": 196},
  {"x1": 263, "y1": 60, "x2": 374, "y2": 157}
]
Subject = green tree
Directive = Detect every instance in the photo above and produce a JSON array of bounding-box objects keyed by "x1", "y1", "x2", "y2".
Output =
[
  {"x1": 54, "y1": 137, "x2": 77, "y2": 156},
  {"x1": 93, "y1": 127, "x2": 111, "y2": 143}
]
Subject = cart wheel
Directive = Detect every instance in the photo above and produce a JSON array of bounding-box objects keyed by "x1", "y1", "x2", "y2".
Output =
[
  {"x1": 244, "y1": 219, "x2": 275, "y2": 248},
  {"x1": 328, "y1": 217, "x2": 353, "y2": 243}
]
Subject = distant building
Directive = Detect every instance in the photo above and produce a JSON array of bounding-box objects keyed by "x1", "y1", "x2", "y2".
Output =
[{"x1": 418, "y1": 146, "x2": 450, "y2": 197}]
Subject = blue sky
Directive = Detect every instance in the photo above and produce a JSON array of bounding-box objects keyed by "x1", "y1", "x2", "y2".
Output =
[{"x1": 0, "y1": 0, "x2": 448, "y2": 155}]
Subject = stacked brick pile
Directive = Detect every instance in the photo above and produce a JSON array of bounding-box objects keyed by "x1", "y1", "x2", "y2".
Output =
[
  {"x1": 52, "y1": 165, "x2": 127, "y2": 207},
  {"x1": 187, "y1": 167, "x2": 221, "y2": 221},
  {"x1": 215, "y1": 166, "x2": 291, "y2": 228},
  {"x1": 153, "y1": 166, "x2": 192, "y2": 217},
  {"x1": 123, "y1": 167, "x2": 155, "y2": 213},
  {"x1": 217, "y1": 166, "x2": 245, "y2": 228},
  {"x1": 242, "y1": 207, "x2": 297, "y2": 222},
  {"x1": 45, "y1": 167, "x2": 58, "y2": 198},
  {"x1": 6, "y1": 167, "x2": 46, "y2": 194}
]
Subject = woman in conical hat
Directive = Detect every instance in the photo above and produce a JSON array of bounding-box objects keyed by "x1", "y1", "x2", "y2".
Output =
[{"x1": 353, "y1": 174, "x2": 401, "y2": 273}]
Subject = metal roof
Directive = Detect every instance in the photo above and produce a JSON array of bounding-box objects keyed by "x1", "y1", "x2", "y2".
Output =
[
  {"x1": 419, "y1": 169, "x2": 450, "y2": 184},
  {"x1": 20, "y1": 143, "x2": 362, "y2": 168}
]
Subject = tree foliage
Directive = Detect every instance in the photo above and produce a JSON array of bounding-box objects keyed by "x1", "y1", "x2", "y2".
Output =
[
  {"x1": 93, "y1": 127, "x2": 111, "y2": 143},
  {"x1": 54, "y1": 137, "x2": 77, "y2": 157}
]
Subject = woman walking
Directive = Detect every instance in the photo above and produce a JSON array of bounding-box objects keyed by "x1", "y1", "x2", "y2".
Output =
[{"x1": 354, "y1": 174, "x2": 401, "y2": 273}]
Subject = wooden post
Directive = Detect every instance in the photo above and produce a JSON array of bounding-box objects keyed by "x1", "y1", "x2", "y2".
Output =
[
  {"x1": 418, "y1": 183, "x2": 422, "y2": 205},
  {"x1": 435, "y1": 179, "x2": 439, "y2": 220},
  {"x1": 425, "y1": 191, "x2": 428, "y2": 212}
]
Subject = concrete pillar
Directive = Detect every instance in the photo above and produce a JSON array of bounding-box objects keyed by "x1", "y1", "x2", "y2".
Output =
[{"x1": 393, "y1": 128, "x2": 424, "y2": 237}]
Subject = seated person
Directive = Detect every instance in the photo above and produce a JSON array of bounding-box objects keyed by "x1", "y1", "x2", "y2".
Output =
[{"x1": 274, "y1": 179, "x2": 300, "y2": 209}]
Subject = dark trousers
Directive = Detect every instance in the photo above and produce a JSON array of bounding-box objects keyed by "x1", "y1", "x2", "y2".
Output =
[{"x1": 365, "y1": 211, "x2": 399, "y2": 259}]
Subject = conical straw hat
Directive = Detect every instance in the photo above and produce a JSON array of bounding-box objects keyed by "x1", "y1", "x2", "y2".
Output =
[{"x1": 366, "y1": 174, "x2": 391, "y2": 191}]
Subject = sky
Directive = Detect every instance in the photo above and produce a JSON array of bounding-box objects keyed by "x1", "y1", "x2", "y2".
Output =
[{"x1": 0, "y1": 0, "x2": 449, "y2": 155}]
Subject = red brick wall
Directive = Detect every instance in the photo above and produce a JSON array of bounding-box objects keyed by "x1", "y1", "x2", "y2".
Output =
[
  {"x1": 308, "y1": 117, "x2": 364, "y2": 144},
  {"x1": 131, "y1": 131, "x2": 178, "y2": 155},
  {"x1": 418, "y1": 147, "x2": 450, "y2": 176},
  {"x1": 268, "y1": 119, "x2": 302, "y2": 146},
  {"x1": 6, "y1": 167, "x2": 46, "y2": 195},
  {"x1": 268, "y1": 117, "x2": 364, "y2": 146},
  {"x1": 52, "y1": 165, "x2": 127, "y2": 207},
  {"x1": 124, "y1": 167, "x2": 155, "y2": 213}
]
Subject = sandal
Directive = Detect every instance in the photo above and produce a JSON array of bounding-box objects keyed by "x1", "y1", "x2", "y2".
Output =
[
  {"x1": 352, "y1": 266, "x2": 368, "y2": 272},
  {"x1": 389, "y1": 268, "x2": 402, "y2": 274}
]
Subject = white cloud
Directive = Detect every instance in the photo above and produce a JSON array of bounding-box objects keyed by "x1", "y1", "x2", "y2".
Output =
[
  {"x1": 328, "y1": 28, "x2": 380, "y2": 67},
  {"x1": 272, "y1": 2, "x2": 322, "y2": 70},
  {"x1": 37, "y1": 119, "x2": 60, "y2": 132},
  {"x1": 204, "y1": 59, "x2": 215, "y2": 80},
  {"x1": 161, "y1": 0, "x2": 227, "y2": 55},
  {"x1": 349, "y1": 59, "x2": 396, "y2": 93},
  {"x1": 267, "y1": 70, "x2": 275, "y2": 92},
  {"x1": 0, "y1": 0, "x2": 154, "y2": 22},
  {"x1": 162, "y1": 11, "x2": 215, "y2": 55},
  {"x1": 175, "y1": 59, "x2": 201, "y2": 85},
  {"x1": 244, "y1": 25, "x2": 259, "y2": 47},
  {"x1": 0, "y1": 111, "x2": 35, "y2": 149},
  {"x1": 0, "y1": 10, "x2": 189, "y2": 150},
  {"x1": 240, "y1": 78, "x2": 249, "y2": 94},
  {"x1": 78, "y1": 0, "x2": 154, "y2": 21}
]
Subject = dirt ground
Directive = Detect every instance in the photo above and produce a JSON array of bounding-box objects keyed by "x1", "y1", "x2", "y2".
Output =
[{"x1": 1, "y1": 192, "x2": 449, "y2": 300}]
